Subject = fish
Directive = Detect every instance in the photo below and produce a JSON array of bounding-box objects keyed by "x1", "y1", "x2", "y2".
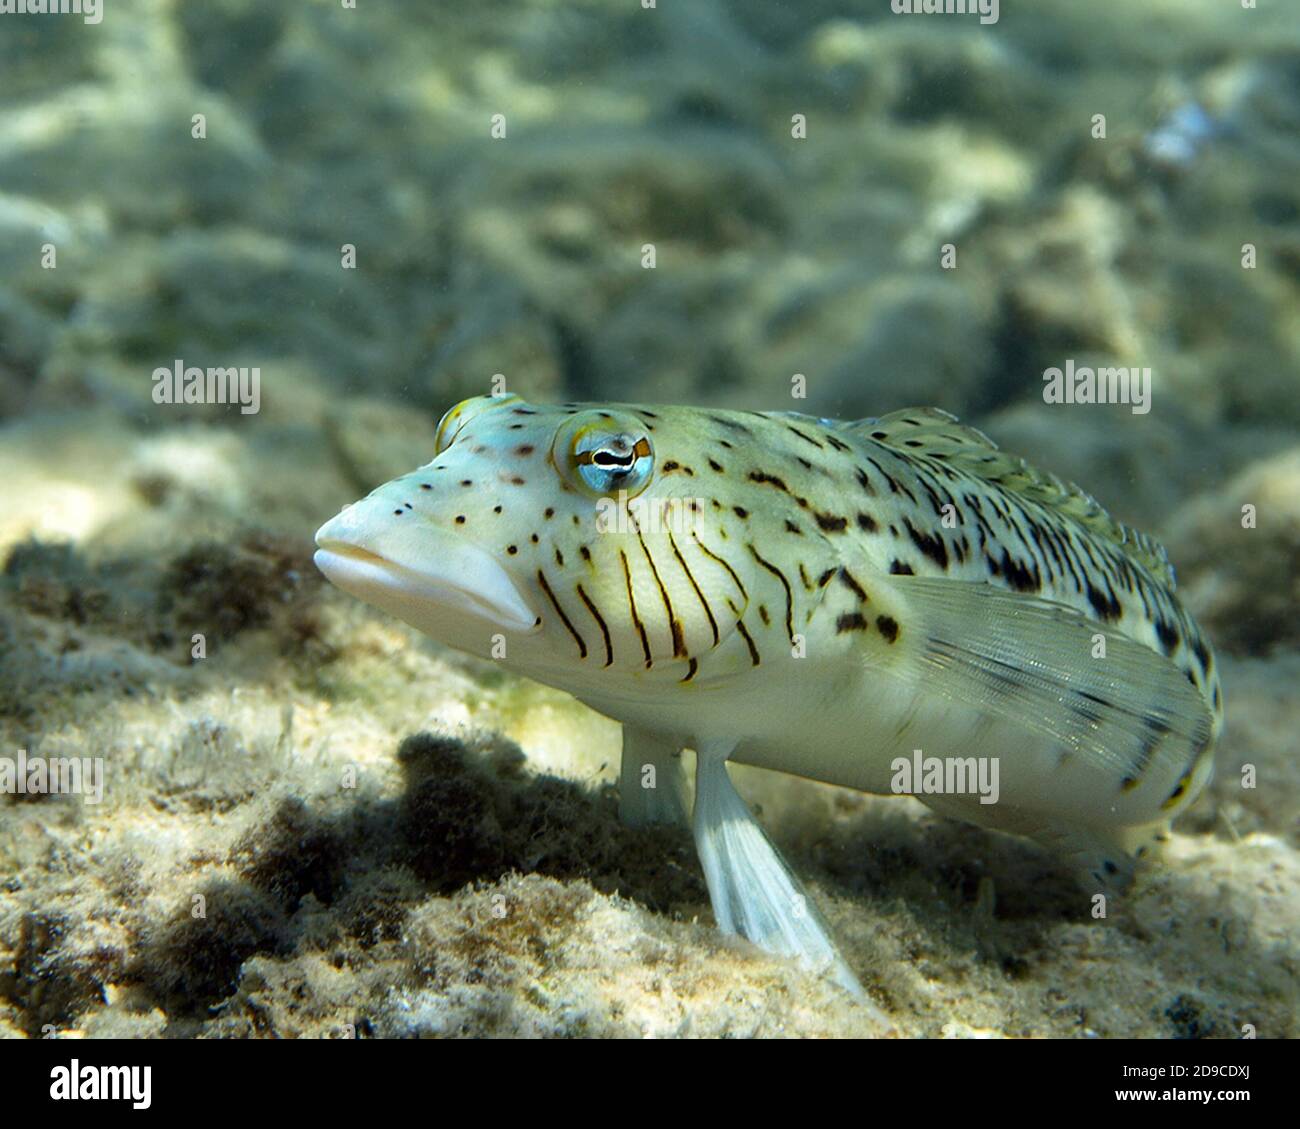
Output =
[{"x1": 314, "y1": 393, "x2": 1222, "y2": 1014}]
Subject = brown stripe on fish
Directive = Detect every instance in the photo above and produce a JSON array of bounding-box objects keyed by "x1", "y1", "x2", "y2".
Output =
[
  {"x1": 575, "y1": 582, "x2": 614, "y2": 667},
  {"x1": 785, "y1": 424, "x2": 825, "y2": 450},
  {"x1": 837, "y1": 567, "x2": 868, "y2": 602},
  {"x1": 735, "y1": 617, "x2": 761, "y2": 665},
  {"x1": 619, "y1": 549, "x2": 652, "y2": 668},
  {"x1": 637, "y1": 531, "x2": 687, "y2": 658},
  {"x1": 746, "y1": 470, "x2": 807, "y2": 508},
  {"x1": 537, "y1": 569, "x2": 587, "y2": 659},
  {"x1": 747, "y1": 543, "x2": 795, "y2": 643},
  {"x1": 668, "y1": 530, "x2": 719, "y2": 647},
  {"x1": 693, "y1": 536, "x2": 748, "y2": 603}
]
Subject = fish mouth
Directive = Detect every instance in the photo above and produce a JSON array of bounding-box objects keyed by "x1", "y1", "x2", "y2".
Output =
[{"x1": 314, "y1": 523, "x2": 540, "y2": 635}]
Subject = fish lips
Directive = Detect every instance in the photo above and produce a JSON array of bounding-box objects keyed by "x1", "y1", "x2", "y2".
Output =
[{"x1": 314, "y1": 511, "x2": 540, "y2": 636}]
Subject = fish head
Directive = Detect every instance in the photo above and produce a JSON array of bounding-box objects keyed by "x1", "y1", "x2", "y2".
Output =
[{"x1": 314, "y1": 395, "x2": 752, "y2": 689}]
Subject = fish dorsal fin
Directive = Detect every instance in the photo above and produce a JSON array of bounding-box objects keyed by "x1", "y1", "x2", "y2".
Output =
[{"x1": 839, "y1": 407, "x2": 1177, "y2": 588}]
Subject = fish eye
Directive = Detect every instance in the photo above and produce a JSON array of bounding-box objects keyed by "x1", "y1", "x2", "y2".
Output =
[
  {"x1": 434, "y1": 394, "x2": 522, "y2": 455},
  {"x1": 556, "y1": 412, "x2": 655, "y2": 498}
]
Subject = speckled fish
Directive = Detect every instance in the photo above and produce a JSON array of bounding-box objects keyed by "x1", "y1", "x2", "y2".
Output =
[{"x1": 314, "y1": 394, "x2": 1222, "y2": 1008}]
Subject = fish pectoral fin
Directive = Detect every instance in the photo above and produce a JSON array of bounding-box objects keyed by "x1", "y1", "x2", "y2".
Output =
[
  {"x1": 692, "y1": 742, "x2": 889, "y2": 1021},
  {"x1": 888, "y1": 577, "x2": 1215, "y2": 784},
  {"x1": 618, "y1": 726, "x2": 689, "y2": 829}
]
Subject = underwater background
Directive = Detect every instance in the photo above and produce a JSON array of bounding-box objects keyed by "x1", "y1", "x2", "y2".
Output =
[{"x1": 0, "y1": 0, "x2": 1297, "y2": 1037}]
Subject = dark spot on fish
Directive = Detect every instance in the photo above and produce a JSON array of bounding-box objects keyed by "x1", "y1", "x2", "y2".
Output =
[
  {"x1": 748, "y1": 470, "x2": 791, "y2": 494},
  {"x1": 555, "y1": 548, "x2": 565, "y2": 567},
  {"x1": 455, "y1": 515, "x2": 466, "y2": 524},
  {"x1": 1086, "y1": 583, "x2": 1122, "y2": 622},
  {"x1": 493, "y1": 505, "x2": 502, "y2": 514},
  {"x1": 889, "y1": 560, "x2": 914, "y2": 575},
  {"x1": 875, "y1": 615, "x2": 899, "y2": 643},
  {"x1": 461, "y1": 480, "x2": 472, "y2": 487},
  {"x1": 815, "y1": 511, "x2": 849, "y2": 533},
  {"x1": 836, "y1": 612, "x2": 870, "y2": 633},
  {"x1": 420, "y1": 483, "x2": 432, "y2": 490},
  {"x1": 733, "y1": 506, "x2": 749, "y2": 519},
  {"x1": 1162, "y1": 771, "x2": 1194, "y2": 810},
  {"x1": 516, "y1": 445, "x2": 535, "y2": 456},
  {"x1": 544, "y1": 507, "x2": 555, "y2": 519},
  {"x1": 713, "y1": 416, "x2": 752, "y2": 436},
  {"x1": 785, "y1": 519, "x2": 803, "y2": 535},
  {"x1": 1155, "y1": 619, "x2": 1180, "y2": 654},
  {"x1": 857, "y1": 512, "x2": 878, "y2": 533},
  {"x1": 579, "y1": 546, "x2": 591, "y2": 561},
  {"x1": 817, "y1": 568, "x2": 835, "y2": 588},
  {"x1": 786, "y1": 425, "x2": 823, "y2": 449},
  {"x1": 1191, "y1": 635, "x2": 1212, "y2": 675},
  {"x1": 509, "y1": 476, "x2": 526, "y2": 486},
  {"x1": 708, "y1": 459, "x2": 724, "y2": 473},
  {"x1": 1000, "y1": 549, "x2": 1040, "y2": 593},
  {"x1": 838, "y1": 568, "x2": 868, "y2": 601},
  {"x1": 905, "y1": 518, "x2": 949, "y2": 571},
  {"x1": 758, "y1": 604, "x2": 770, "y2": 626}
]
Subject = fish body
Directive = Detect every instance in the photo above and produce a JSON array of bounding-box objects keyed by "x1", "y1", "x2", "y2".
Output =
[{"x1": 315, "y1": 394, "x2": 1222, "y2": 1003}]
